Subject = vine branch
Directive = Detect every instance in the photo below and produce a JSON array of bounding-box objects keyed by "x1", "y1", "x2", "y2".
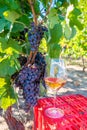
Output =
[
  {"x1": 27, "y1": 0, "x2": 37, "y2": 25},
  {"x1": 41, "y1": 0, "x2": 52, "y2": 22},
  {"x1": 26, "y1": 0, "x2": 38, "y2": 66},
  {"x1": 45, "y1": 0, "x2": 52, "y2": 16}
]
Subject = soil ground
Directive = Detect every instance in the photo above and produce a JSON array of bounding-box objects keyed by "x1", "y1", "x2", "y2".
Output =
[{"x1": 0, "y1": 63, "x2": 87, "y2": 130}]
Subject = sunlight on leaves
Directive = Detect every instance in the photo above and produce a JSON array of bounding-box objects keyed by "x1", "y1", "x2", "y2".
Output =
[
  {"x1": 39, "y1": 38, "x2": 47, "y2": 53},
  {"x1": 48, "y1": 8, "x2": 59, "y2": 28},
  {"x1": 0, "y1": 77, "x2": 17, "y2": 110},
  {"x1": 0, "y1": 78, "x2": 6, "y2": 88},
  {"x1": 3, "y1": 10, "x2": 20, "y2": 23}
]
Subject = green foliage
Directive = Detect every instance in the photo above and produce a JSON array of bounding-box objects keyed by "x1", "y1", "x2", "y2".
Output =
[
  {"x1": 41, "y1": 0, "x2": 50, "y2": 7},
  {"x1": 39, "y1": 38, "x2": 47, "y2": 54},
  {"x1": 70, "y1": 0, "x2": 78, "y2": 6},
  {"x1": 68, "y1": 7, "x2": 83, "y2": 30},
  {"x1": 0, "y1": 77, "x2": 17, "y2": 110},
  {"x1": 0, "y1": 37, "x2": 21, "y2": 77},
  {"x1": 0, "y1": 19, "x2": 7, "y2": 33},
  {"x1": 12, "y1": 23, "x2": 24, "y2": 32},
  {"x1": 3, "y1": 10, "x2": 20, "y2": 23},
  {"x1": 62, "y1": 0, "x2": 87, "y2": 60},
  {"x1": 48, "y1": 43, "x2": 62, "y2": 58},
  {"x1": 49, "y1": 23, "x2": 63, "y2": 43},
  {"x1": 34, "y1": 0, "x2": 40, "y2": 15},
  {"x1": 64, "y1": 25, "x2": 76, "y2": 40},
  {"x1": 48, "y1": 8, "x2": 59, "y2": 28}
]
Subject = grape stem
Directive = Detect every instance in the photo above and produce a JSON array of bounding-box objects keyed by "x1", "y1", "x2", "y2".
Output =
[
  {"x1": 27, "y1": 0, "x2": 37, "y2": 25},
  {"x1": 27, "y1": 0, "x2": 38, "y2": 66},
  {"x1": 26, "y1": 50, "x2": 38, "y2": 66},
  {"x1": 42, "y1": 0, "x2": 52, "y2": 22},
  {"x1": 45, "y1": 0, "x2": 52, "y2": 16}
]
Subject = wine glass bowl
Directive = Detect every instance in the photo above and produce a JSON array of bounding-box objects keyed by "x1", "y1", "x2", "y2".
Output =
[{"x1": 45, "y1": 77, "x2": 66, "y2": 91}]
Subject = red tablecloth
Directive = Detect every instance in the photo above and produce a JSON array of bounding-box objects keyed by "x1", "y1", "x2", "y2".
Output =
[{"x1": 34, "y1": 94, "x2": 87, "y2": 130}]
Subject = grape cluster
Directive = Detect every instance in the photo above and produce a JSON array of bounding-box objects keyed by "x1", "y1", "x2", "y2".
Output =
[
  {"x1": 15, "y1": 52, "x2": 46, "y2": 111},
  {"x1": 28, "y1": 22, "x2": 48, "y2": 51}
]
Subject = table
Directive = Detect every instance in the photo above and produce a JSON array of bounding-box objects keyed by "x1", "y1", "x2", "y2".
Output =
[{"x1": 34, "y1": 94, "x2": 87, "y2": 130}]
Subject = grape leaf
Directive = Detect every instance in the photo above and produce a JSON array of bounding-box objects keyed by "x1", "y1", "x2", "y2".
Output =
[
  {"x1": 41, "y1": 0, "x2": 49, "y2": 7},
  {"x1": 0, "y1": 59, "x2": 12, "y2": 77},
  {"x1": 0, "y1": 37, "x2": 7, "y2": 52},
  {"x1": 70, "y1": 0, "x2": 78, "y2": 6},
  {"x1": 3, "y1": 10, "x2": 20, "y2": 23},
  {"x1": 34, "y1": 0, "x2": 40, "y2": 15},
  {"x1": 0, "y1": 4, "x2": 8, "y2": 17},
  {"x1": 12, "y1": 23, "x2": 24, "y2": 33},
  {"x1": 0, "y1": 19, "x2": 6, "y2": 33},
  {"x1": 48, "y1": 8, "x2": 59, "y2": 28},
  {"x1": 70, "y1": 27, "x2": 76, "y2": 39},
  {"x1": 64, "y1": 24, "x2": 72, "y2": 40},
  {"x1": 49, "y1": 23, "x2": 63, "y2": 43},
  {"x1": 17, "y1": 15, "x2": 30, "y2": 26},
  {"x1": 68, "y1": 8, "x2": 83, "y2": 30},
  {"x1": 0, "y1": 56, "x2": 20, "y2": 77},
  {"x1": 70, "y1": 18, "x2": 83, "y2": 30},
  {"x1": 0, "y1": 77, "x2": 17, "y2": 110},
  {"x1": 39, "y1": 38, "x2": 47, "y2": 53},
  {"x1": 64, "y1": 25, "x2": 77, "y2": 40},
  {"x1": 0, "y1": 37, "x2": 22, "y2": 53},
  {"x1": 72, "y1": 8, "x2": 81, "y2": 16},
  {"x1": 0, "y1": 38, "x2": 21, "y2": 77},
  {"x1": 48, "y1": 43, "x2": 62, "y2": 58}
]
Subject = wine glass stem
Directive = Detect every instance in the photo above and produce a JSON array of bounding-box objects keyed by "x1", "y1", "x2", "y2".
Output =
[{"x1": 54, "y1": 90, "x2": 57, "y2": 108}]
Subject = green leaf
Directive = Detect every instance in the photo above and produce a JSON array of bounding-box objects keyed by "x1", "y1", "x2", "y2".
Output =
[
  {"x1": 0, "y1": 59, "x2": 9, "y2": 77},
  {"x1": 39, "y1": 38, "x2": 47, "y2": 53},
  {"x1": 64, "y1": 24, "x2": 72, "y2": 40},
  {"x1": 6, "y1": 0, "x2": 20, "y2": 10},
  {"x1": 17, "y1": 15, "x2": 30, "y2": 26},
  {"x1": 0, "y1": 77, "x2": 17, "y2": 110},
  {"x1": 64, "y1": 25, "x2": 76, "y2": 40},
  {"x1": 48, "y1": 43, "x2": 62, "y2": 58},
  {"x1": 41, "y1": 0, "x2": 49, "y2": 7},
  {"x1": 12, "y1": 23, "x2": 24, "y2": 33},
  {"x1": 7, "y1": 39, "x2": 22, "y2": 53},
  {"x1": 0, "y1": 58, "x2": 16, "y2": 77},
  {"x1": 0, "y1": 37, "x2": 22, "y2": 53},
  {"x1": 58, "y1": 14, "x2": 65, "y2": 21},
  {"x1": 70, "y1": 18, "x2": 83, "y2": 30},
  {"x1": 48, "y1": 8, "x2": 59, "y2": 28},
  {"x1": 70, "y1": 0, "x2": 78, "y2": 6},
  {"x1": 0, "y1": 37, "x2": 7, "y2": 52},
  {"x1": 0, "y1": 5, "x2": 8, "y2": 17},
  {"x1": 72, "y1": 8, "x2": 81, "y2": 16},
  {"x1": 68, "y1": 7, "x2": 83, "y2": 30},
  {"x1": 75, "y1": 20, "x2": 83, "y2": 30},
  {"x1": 34, "y1": 0, "x2": 40, "y2": 15},
  {"x1": 0, "y1": 19, "x2": 6, "y2": 33},
  {"x1": 0, "y1": 38, "x2": 21, "y2": 77},
  {"x1": 70, "y1": 27, "x2": 76, "y2": 39},
  {"x1": 3, "y1": 10, "x2": 20, "y2": 23},
  {"x1": 49, "y1": 23, "x2": 63, "y2": 43},
  {"x1": 0, "y1": 55, "x2": 20, "y2": 77}
]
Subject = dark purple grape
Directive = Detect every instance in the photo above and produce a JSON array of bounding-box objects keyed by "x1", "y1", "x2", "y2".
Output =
[
  {"x1": 15, "y1": 52, "x2": 46, "y2": 111},
  {"x1": 28, "y1": 23, "x2": 48, "y2": 51}
]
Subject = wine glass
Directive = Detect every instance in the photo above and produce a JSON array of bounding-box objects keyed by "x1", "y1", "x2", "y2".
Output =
[{"x1": 44, "y1": 58, "x2": 67, "y2": 118}]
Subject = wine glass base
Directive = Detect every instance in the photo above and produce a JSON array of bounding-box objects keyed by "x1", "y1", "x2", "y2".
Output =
[{"x1": 45, "y1": 107, "x2": 64, "y2": 118}]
